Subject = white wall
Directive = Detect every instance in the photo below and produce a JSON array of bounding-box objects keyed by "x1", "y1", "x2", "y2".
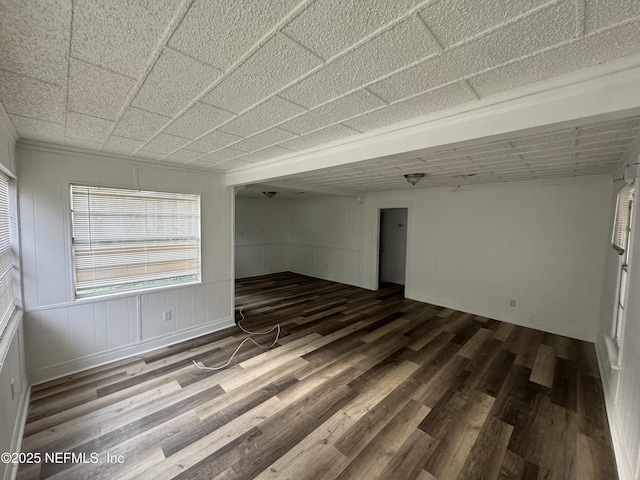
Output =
[
  {"x1": 362, "y1": 178, "x2": 613, "y2": 341},
  {"x1": 235, "y1": 196, "x2": 288, "y2": 278},
  {"x1": 596, "y1": 145, "x2": 640, "y2": 480},
  {"x1": 287, "y1": 196, "x2": 363, "y2": 286},
  {"x1": 17, "y1": 146, "x2": 235, "y2": 384},
  {"x1": 0, "y1": 108, "x2": 28, "y2": 480}
]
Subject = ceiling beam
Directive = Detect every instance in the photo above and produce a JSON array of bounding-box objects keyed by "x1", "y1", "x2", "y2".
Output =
[{"x1": 225, "y1": 54, "x2": 640, "y2": 187}]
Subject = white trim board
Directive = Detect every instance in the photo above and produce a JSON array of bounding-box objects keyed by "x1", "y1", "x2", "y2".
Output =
[
  {"x1": 225, "y1": 54, "x2": 640, "y2": 187},
  {"x1": 28, "y1": 317, "x2": 235, "y2": 385}
]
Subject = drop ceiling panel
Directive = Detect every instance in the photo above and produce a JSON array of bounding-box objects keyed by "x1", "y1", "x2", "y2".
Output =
[
  {"x1": 467, "y1": 20, "x2": 640, "y2": 98},
  {"x1": 419, "y1": 0, "x2": 549, "y2": 48},
  {"x1": 197, "y1": 148, "x2": 245, "y2": 166},
  {"x1": 65, "y1": 112, "x2": 113, "y2": 144},
  {"x1": 230, "y1": 146, "x2": 294, "y2": 165},
  {"x1": 167, "y1": 0, "x2": 299, "y2": 71},
  {"x1": 201, "y1": 34, "x2": 323, "y2": 113},
  {"x1": 345, "y1": 82, "x2": 476, "y2": 132},
  {"x1": 163, "y1": 102, "x2": 234, "y2": 140},
  {"x1": 0, "y1": 69, "x2": 66, "y2": 124},
  {"x1": 0, "y1": 0, "x2": 71, "y2": 85},
  {"x1": 187, "y1": 130, "x2": 244, "y2": 154},
  {"x1": 279, "y1": 124, "x2": 359, "y2": 151},
  {"x1": 218, "y1": 96, "x2": 305, "y2": 137},
  {"x1": 9, "y1": 115, "x2": 64, "y2": 145},
  {"x1": 142, "y1": 133, "x2": 191, "y2": 155},
  {"x1": 282, "y1": 0, "x2": 422, "y2": 60},
  {"x1": 132, "y1": 48, "x2": 221, "y2": 117},
  {"x1": 280, "y1": 90, "x2": 386, "y2": 135},
  {"x1": 111, "y1": 108, "x2": 171, "y2": 142},
  {"x1": 280, "y1": 16, "x2": 441, "y2": 109},
  {"x1": 231, "y1": 128, "x2": 297, "y2": 153},
  {"x1": 102, "y1": 136, "x2": 145, "y2": 156},
  {"x1": 65, "y1": 138, "x2": 102, "y2": 151},
  {"x1": 584, "y1": 0, "x2": 639, "y2": 34},
  {"x1": 71, "y1": 0, "x2": 183, "y2": 78},
  {"x1": 68, "y1": 59, "x2": 136, "y2": 120}
]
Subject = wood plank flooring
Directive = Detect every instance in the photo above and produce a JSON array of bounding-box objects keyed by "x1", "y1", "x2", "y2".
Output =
[{"x1": 17, "y1": 273, "x2": 617, "y2": 479}]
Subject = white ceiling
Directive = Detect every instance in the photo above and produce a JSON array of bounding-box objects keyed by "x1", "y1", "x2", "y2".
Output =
[{"x1": 1, "y1": 0, "x2": 639, "y2": 193}]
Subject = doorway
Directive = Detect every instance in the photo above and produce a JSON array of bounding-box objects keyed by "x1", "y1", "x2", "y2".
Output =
[{"x1": 378, "y1": 208, "x2": 408, "y2": 288}]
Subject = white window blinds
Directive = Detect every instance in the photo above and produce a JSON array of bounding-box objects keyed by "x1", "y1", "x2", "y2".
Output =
[
  {"x1": 0, "y1": 172, "x2": 15, "y2": 332},
  {"x1": 612, "y1": 182, "x2": 634, "y2": 255},
  {"x1": 71, "y1": 185, "x2": 201, "y2": 297}
]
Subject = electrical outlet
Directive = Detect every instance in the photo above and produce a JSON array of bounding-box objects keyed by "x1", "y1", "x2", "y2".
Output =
[
  {"x1": 509, "y1": 299, "x2": 516, "y2": 307},
  {"x1": 163, "y1": 310, "x2": 171, "y2": 321}
]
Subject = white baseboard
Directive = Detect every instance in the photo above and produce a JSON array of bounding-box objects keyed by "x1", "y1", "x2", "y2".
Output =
[
  {"x1": 405, "y1": 290, "x2": 595, "y2": 342},
  {"x1": 595, "y1": 336, "x2": 633, "y2": 480},
  {"x1": 28, "y1": 317, "x2": 234, "y2": 385},
  {"x1": 6, "y1": 383, "x2": 30, "y2": 480}
]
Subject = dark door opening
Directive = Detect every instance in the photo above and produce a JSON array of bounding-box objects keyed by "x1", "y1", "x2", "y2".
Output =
[{"x1": 378, "y1": 208, "x2": 408, "y2": 289}]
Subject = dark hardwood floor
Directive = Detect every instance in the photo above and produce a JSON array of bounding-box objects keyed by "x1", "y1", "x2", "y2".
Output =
[{"x1": 17, "y1": 273, "x2": 617, "y2": 479}]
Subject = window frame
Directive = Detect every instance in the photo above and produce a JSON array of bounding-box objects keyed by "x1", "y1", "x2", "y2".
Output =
[
  {"x1": 0, "y1": 170, "x2": 17, "y2": 340},
  {"x1": 69, "y1": 183, "x2": 202, "y2": 299}
]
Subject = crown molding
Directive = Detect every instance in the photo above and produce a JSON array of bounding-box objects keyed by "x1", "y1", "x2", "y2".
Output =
[{"x1": 225, "y1": 53, "x2": 640, "y2": 187}]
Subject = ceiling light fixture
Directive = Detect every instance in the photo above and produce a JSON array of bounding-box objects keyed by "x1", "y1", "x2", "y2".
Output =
[
  {"x1": 404, "y1": 173, "x2": 426, "y2": 186},
  {"x1": 263, "y1": 191, "x2": 277, "y2": 198}
]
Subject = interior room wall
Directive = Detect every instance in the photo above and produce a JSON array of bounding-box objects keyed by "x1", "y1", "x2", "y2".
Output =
[
  {"x1": 17, "y1": 147, "x2": 235, "y2": 384},
  {"x1": 287, "y1": 195, "x2": 364, "y2": 287},
  {"x1": 235, "y1": 196, "x2": 288, "y2": 278},
  {"x1": 596, "y1": 145, "x2": 640, "y2": 480},
  {"x1": 0, "y1": 113, "x2": 28, "y2": 480},
  {"x1": 362, "y1": 178, "x2": 613, "y2": 342}
]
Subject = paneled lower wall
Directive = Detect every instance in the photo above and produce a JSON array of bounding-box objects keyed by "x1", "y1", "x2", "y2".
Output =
[
  {"x1": 235, "y1": 197, "x2": 288, "y2": 278},
  {"x1": 17, "y1": 146, "x2": 235, "y2": 384},
  {"x1": 0, "y1": 313, "x2": 28, "y2": 480},
  {"x1": 287, "y1": 196, "x2": 364, "y2": 287}
]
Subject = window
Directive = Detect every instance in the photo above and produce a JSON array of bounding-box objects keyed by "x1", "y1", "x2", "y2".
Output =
[
  {"x1": 0, "y1": 172, "x2": 15, "y2": 335},
  {"x1": 70, "y1": 185, "x2": 201, "y2": 297},
  {"x1": 612, "y1": 181, "x2": 634, "y2": 347}
]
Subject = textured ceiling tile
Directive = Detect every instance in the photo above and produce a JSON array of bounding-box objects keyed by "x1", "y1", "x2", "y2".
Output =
[
  {"x1": 370, "y1": 2, "x2": 576, "y2": 103},
  {"x1": 112, "y1": 107, "x2": 171, "y2": 141},
  {"x1": 143, "y1": 133, "x2": 191, "y2": 154},
  {"x1": 201, "y1": 34, "x2": 323, "y2": 113},
  {"x1": 68, "y1": 59, "x2": 137, "y2": 120},
  {"x1": 135, "y1": 150, "x2": 164, "y2": 160},
  {"x1": 168, "y1": 0, "x2": 299, "y2": 70},
  {"x1": 0, "y1": 70, "x2": 66, "y2": 124},
  {"x1": 281, "y1": 16, "x2": 441, "y2": 109},
  {"x1": 420, "y1": 0, "x2": 548, "y2": 48},
  {"x1": 132, "y1": 48, "x2": 222, "y2": 117},
  {"x1": 64, "y1": 137, "x2": 103, "y2": 150},
  {"x1": 279, "y1": 124, "x2": 360, "y2": 151},
  {"x1": 187, "y1": 130, "x2": 244, "y2": 153},
  {"x1": 219, "y1": 96, "x2": 305, "y2": 137},
  {"x1": 468, "y1": 21, "x2": 640, "y2": 98},
  {"x1": 283, "y1": 0, "x2": 421, "y2": 60},
  {"x1": 197, "y1": 148, "x2": 246, "y2": 165},
  {"x1": 164, "y1": 103, "x2": 234, "y2": 139},
  {"x1": 72, "y1": 0, "x2": 185, "y2": 78},
  {"x1": 8, "y1": 115, "x2": 64, "y2": 144},
  {"x1": 231, "y1": 128, "x2": 297, "y2": 153},
  {"x1": 233, "y1": 146, "x2": 293, "y2": 163},
  {"x1": 0, "y1": 0, "x2": 71, "y2": 85},
  {"x1": 345, "y1": 82, "x2": 476, "y2": 132},
  {"x1": 209, "y1": 158, "x2": 254, "y2": 171},
  {"x1": 584, "y1": 0, "x2": 639, "y2": 34},
  {"x1": 66, "y1": 112, "x2": 114, "y2": 144},
  {"x1": 162, "y1": 149, "x2": 203, "y2": 164},
  {"x1": 102, "y1": 136, "x2": 145, "y2": 156},
  {"x1": 280, "y1": 90, "x2": 386, "y2": 135}
]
